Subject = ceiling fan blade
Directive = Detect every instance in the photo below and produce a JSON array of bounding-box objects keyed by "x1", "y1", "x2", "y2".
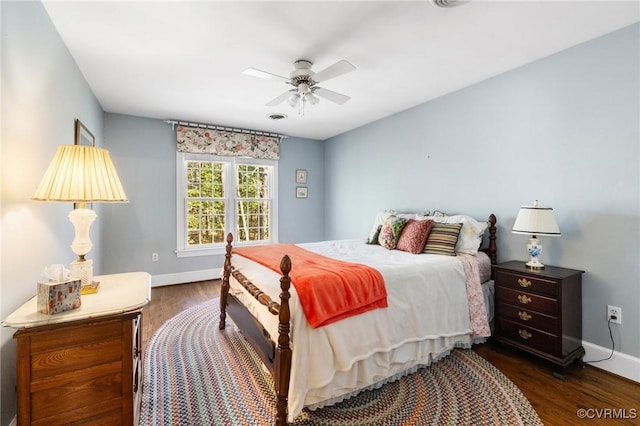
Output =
[
  {"x1": 313, "y1": 60, "x2": 356, "y2": 83},
  {"x1": 242, "y1": 67, "x2": 289, "y2": 82},
  {"x1": 265, "y1": 90, "x2": 294, "y2": 106},
  {"x1": 313, "y1": 87, "x2": 351, "y2": 105}
]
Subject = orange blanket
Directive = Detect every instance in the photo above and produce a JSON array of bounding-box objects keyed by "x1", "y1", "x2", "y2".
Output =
[{"x1": 233, "y1": 244, "x2": 387, "y2": 328}]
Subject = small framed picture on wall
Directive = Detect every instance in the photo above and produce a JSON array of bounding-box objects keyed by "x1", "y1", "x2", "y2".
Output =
[
  {"x1": 73, "y1": 119, "x2": 95, "y2": 210},
  {"x1": 74, "y1": 119, "x2": 95, "y2": 147},
  {"x1": 296, "y1": 187, "x2": 308, "y2": 198},
  {"x1": 296, "y1": 169, "x2": 307, "y2": 184}
]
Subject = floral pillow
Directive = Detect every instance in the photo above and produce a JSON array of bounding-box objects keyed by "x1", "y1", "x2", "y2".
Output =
[
  {"x1": 366, "y1": 210, "x2": 425, "y2": 243},
  {"x1": 367, "y1": 210, "x2": 395, "y2": 243},
  {"x1": 378, "y1": 216, "x2": 408, "y2": 250},
  {"x1": 396, "y1": 219, "x2": 433, "y2": 254}
]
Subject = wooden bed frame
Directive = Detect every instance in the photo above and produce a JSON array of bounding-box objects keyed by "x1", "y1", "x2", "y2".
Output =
[{"x1": 219, "y1": 214, "x2": 497, "y2": 425}]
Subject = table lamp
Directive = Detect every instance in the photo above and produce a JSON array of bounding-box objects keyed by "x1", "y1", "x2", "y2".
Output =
[
  {"x1": 33, "y1": 145, "x2": 128, "y2": 287},
  {"x1": 512, "y1": 200, "x2": 561, "y2": 269}
]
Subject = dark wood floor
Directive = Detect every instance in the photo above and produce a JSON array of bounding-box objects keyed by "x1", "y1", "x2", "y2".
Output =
[{"x1": 142, "y1": 280, "x2": 640, "y2": 425}]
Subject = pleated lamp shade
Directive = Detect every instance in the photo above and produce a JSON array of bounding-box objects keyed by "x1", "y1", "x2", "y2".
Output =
[
  {"x1": 32, "y1": 145, "x2": 128, "y2": 203},
  {"x1": 33, "y1": 145, "x2": 127, "y2": 287},
  {"x1": 512, "y1": 202, "x2": 560, "y2": 237}
]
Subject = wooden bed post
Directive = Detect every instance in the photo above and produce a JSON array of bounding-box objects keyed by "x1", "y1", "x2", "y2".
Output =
[
  {"x1": 219, "y1": 233, "x2": 233, "y2": 330},
  {"x1": 487, "y1": 214, "x2": 497, "y2": 265},
  {"x1": 275, "y1": 255, "x2": 292, "y2": 426}
]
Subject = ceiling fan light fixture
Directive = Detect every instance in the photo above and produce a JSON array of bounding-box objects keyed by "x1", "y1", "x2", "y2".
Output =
[
  {"x1": 305, "y1": 93, "x2": 319, "y2": 106},
  {"x1": 252, "y1": 58, "x2": 355, "y2": 111},
  {"x1": 297, "y1": 83, "x2": 310, "y2": 95},
  {"x1": 287, "y1": 93, "x2": 300, "y2": 108}
]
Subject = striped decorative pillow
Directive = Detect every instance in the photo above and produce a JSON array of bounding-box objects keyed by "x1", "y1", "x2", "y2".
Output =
[{"x1": 423, "y1": 222, "x2": 463, "y2": 256}]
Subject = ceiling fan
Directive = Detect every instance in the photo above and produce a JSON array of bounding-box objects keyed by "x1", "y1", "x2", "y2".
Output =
[{"x1": 243, "y1": 59, "x2": 356, "y2": 113}]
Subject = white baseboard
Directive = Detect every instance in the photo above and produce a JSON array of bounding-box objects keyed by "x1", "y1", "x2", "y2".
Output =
[
  {"x1": 151, "y1": 268, "x2": 221, "y2": 287},
  {"x1": 583, "y1": 340, "x2": 640, "y2": 383}
]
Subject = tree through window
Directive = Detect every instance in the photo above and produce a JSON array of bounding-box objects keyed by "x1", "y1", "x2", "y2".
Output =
[{"x1": 177, "y1": 154, "x2": 277, "y2": 257}]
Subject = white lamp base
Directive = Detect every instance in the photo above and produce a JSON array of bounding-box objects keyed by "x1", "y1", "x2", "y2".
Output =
[
  {"x1": 68, "y1": 207, "x2": 96, "y2": 284},
  {"x1": 68, "y1": 208, "x2": 96, "y2": 256},
  {"x1": 526, "y1": 237, "x2": 545, "y2": 269},
  {"x1": 70, "y1": 258, "x2": 93, "y2": 285}
]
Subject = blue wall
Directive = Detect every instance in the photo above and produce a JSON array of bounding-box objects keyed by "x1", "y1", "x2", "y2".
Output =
[
  {"x1": 278, "y1": 136, "x2": 326, "y2": 243},
  {"x1": 325, "y1": 24, "x2": 640, "y2": 358},
  {"x1": 1, "y1": 2, "x2": 638, "y2": 423},
  {"x1": 0, "y1": 2, "x2": 104, "y2": 424},
  {"x1": 102, "y1": 113, "x2": 326, "y2": 282}
]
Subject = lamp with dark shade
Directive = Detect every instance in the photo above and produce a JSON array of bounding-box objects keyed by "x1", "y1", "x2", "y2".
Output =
[
  {"x1": 512, "y1": 200, "x2": 561, "y2": 269},
  {"x1": 33, "y1": 145, "x2": 128, "y2": 286}
]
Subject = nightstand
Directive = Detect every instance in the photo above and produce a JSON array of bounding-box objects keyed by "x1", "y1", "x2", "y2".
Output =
[
  {"x1": 3, "y1": 272, "x2": 150, "y2": 425},
  {"x1": 492, "y1": 261, "x2": 584, "y2": 379}
]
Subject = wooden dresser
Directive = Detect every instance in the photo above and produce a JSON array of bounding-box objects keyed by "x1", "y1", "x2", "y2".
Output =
[
  {"x1": 493, "y1": 261, "x2": 584, "y2": 379},
  {"x1": 3, "y1": 272, "x2": 150, "y2": 425}
]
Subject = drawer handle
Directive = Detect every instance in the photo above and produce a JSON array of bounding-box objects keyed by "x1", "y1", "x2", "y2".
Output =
[
  {"x1": 518, "y1": 329, "x2": 532, "y2": 340},
  {"x1": 518, "y1": 311, "x2": 532, "y2": 321},
  {"x1": 518, "y1": 278, "x2": 532, "y2": 288},
  {"x1": 517, "y1": 294, "x2": 532, "y2": 304}
]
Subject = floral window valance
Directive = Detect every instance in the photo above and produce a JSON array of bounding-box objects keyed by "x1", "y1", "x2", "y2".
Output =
[{"x1": 176, "y1": 125, "x2": 280, "y2": 160}]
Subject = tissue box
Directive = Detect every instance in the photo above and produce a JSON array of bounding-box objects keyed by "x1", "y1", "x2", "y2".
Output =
[{"x1": 37, "y1": 279, "x2": 82, "y2": 315}]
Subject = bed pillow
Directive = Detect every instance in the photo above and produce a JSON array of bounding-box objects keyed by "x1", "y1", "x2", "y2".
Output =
[
  {"x1": 396, "y1": 212, "x2": 418, "y2": 220},
  {"x1": 367, "y1": 210, "x2": 395, "y2": 243},
  {"x1": 423, "y1": 222, "x2": 463, "y2": 256},
  {"x1": 396, "y1": 219, "x2": 433, "y2": 254},
  {"x1": 366, "y1": 210, "x2": 425, "y2": 243},
  {"x1": 439, "y1": 214, "x2": 489, "y2": 255},
  {"x1": 378, "y1": 216, "x2": 408, "y2": 250},
  {"x1": 366, "y1": 225, "x2": 383, "y2": 245}
]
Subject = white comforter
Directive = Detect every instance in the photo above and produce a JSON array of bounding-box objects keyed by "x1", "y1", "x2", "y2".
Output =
[{"x1": 229, "y1": 239, "x2": 487, "y2": 422}]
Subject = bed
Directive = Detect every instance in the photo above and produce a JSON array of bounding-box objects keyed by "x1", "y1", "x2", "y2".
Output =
[{"x1": 219, "y1": 213, "x2": 497, "y2": 425}]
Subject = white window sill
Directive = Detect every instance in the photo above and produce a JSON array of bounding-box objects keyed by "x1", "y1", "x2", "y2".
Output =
[
  {"x1": 176, "y1": 240, "x2": 276, "y2": 258},
  {"x1": 176, "y1": 247, "x2": 226, "y2": 258}
]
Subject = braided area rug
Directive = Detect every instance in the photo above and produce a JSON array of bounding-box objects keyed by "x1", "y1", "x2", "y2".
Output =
[{"x1": 140, "y1": 299, "x2": 543, "y2": 426}]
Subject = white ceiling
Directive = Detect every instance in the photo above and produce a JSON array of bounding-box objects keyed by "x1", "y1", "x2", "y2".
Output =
[{"x1": 42, "y1": 1, "x2": 639, "y2": 140}]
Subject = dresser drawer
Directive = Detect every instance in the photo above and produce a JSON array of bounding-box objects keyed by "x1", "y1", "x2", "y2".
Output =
[
  {"x1": 30, "y1": 320, "x2": 122, "y2": 380},
  {"x1": 496, "y1": 318, "x2": 559, "y2": 355},
  {"x1": 496, "y1": 302, "x2": 558, "y2": 334},
  {"x1": 495, "y1": 270, "x2": 558, "y2": 297},
  {"x1": 496, "y1": 287, "x2": 558, "y2": 317}
]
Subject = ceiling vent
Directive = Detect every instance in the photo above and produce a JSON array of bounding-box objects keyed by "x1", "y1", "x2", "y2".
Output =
[
  {"x1": 432, "y1": 0, "x2": 471, "y2": 8},
  {"x1": 267, "y1": 113, "x2": 288, "y2": 121}
]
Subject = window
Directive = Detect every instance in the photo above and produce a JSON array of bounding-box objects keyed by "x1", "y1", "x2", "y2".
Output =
[{"x1": 177, "y1": 153, "x2": 277, "y2": 257}]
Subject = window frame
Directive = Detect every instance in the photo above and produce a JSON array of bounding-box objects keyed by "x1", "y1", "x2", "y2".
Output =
[{"x1": 176, "y1": 152, "x2": 278, "y2": 257}]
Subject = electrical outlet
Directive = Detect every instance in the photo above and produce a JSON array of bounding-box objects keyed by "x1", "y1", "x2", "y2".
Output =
[
  {"x1": 152, "y1": 253, "x2": 159, "y2": 262},
  {"x1": 607, "y1": 305, "x2": 622, "y2": 324}
]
